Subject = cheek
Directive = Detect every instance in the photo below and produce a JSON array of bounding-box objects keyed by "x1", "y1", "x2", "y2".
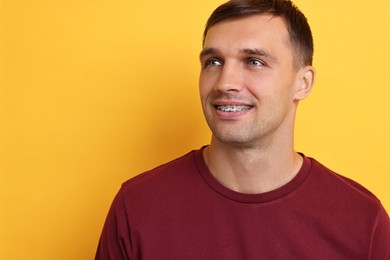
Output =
[
  {"x1": 198, "y1": 86, "x2": 209, "y2": 109},
  {"x1": 199, "y1": 75, "x2": 213, "y2": 99},
  {"x1": 198, "y1": 82, "x2": 207, "y2": 100}
]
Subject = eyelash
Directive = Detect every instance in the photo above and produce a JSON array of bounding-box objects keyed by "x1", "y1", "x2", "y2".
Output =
[
  {"x1": 204, "y1": 59, "x2": 222, "y2": 68},
  {"x1": 247, "y1": 58, "x2": 265, "y2": 67}
]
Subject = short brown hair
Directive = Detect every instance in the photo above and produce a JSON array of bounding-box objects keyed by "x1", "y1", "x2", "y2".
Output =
[{"x1": 203, "y1": 0, "x2": 313, "y2": 67}]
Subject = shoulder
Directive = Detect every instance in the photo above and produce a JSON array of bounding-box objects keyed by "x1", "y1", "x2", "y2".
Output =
[
  {"x1": 305, "y1": 158, "x2": 390, "y2": 257},
  {"x1": 123, "y1": 149, "x2": 199, "y2": 185},
  {"x1": 307, "y1": 157, "x2": 382, "y2": 210},
  {"x1": 302, "y1": 157, "x2": 390, "y2": 233},
  {"x1": 119, "y1": 149, "x2": 204, "y2": 202}
]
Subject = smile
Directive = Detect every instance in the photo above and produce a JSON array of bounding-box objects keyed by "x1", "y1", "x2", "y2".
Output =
[{"x1": 215, "y1": 105, "x2": 253, "y2": 112}]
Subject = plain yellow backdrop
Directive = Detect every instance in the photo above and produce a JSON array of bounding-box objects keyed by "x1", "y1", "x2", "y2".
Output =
[{"x1": 1, "y1": 0, "x2": 389, "y2": 259}]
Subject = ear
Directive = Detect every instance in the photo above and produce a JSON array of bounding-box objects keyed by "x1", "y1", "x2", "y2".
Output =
[{"x1": 294, "y1": 65, "x2": 316, "y2": 101}]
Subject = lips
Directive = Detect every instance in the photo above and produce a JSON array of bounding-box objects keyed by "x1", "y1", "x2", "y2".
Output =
[{"x1": 215, "y1": 105, "x2": 253, "y2": 112}]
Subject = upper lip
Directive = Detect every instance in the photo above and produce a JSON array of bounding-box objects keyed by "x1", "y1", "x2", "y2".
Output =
[{"x1": 212, "y1": 100, "x2": 254, "y2": 107}]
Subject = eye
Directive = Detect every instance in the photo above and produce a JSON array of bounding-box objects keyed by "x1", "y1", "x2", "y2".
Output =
[
  {"x1": 247, "y1": 58, "x2": 264, "y2": 67},
  {"x1": 205, "y1": 59, "x2": 222, "y2": 68}
]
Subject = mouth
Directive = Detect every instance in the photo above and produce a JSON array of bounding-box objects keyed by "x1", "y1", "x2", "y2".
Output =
[{"x1": 215, "y1": 105, "x2": 253, "y2": 112}]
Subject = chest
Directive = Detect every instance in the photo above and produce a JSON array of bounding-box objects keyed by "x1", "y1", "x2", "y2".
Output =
[{"x1": 127, "y1": 198, "x2": 370, "y2": 260}]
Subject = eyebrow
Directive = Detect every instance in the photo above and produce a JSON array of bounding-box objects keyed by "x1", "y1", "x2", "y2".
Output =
[
  {"x1": 241, "y1": 48, "x2": 277, "y2": 62},
  {"x1": 199, "y1": 48, "x2": 219, "y2": 59},
  {"x1": 199, "y1": 47, "x2": 277, "y2": 63}
]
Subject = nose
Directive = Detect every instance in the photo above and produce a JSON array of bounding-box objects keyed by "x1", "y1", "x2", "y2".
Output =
[{"x1": 214, "y1": 63, "x2": 243, "y2": 92}]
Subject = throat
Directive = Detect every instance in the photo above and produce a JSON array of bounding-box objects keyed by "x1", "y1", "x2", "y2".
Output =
[{"x1": 203, "y1": 146, "x2": 303, "y2": 194}]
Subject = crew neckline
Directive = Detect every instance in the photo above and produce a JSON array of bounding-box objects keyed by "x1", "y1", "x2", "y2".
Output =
[{"x1": 193, "y1": 147, "x2": 312, "y2": 204}]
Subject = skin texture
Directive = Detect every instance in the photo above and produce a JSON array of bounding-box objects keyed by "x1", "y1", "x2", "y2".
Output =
[{"x1": 199, "y1": 14, "x2": 315, "y2": 193}]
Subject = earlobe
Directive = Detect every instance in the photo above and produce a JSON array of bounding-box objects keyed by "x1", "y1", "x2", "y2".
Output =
[{"x1": 294, "y1": 66, "x2": 316, "y2": 101}]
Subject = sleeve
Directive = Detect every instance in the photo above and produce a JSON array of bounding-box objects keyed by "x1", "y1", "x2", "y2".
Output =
[
  {"x1": 370, "y1": 204, "x2": 390, "y2": 259},
  {"x1": 95, "y1": 188, "x2": 132, "y2": 260}
]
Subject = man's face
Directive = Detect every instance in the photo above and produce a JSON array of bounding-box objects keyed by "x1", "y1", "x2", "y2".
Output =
[{"x1": 199, "y1": 14, "x2": 303, "y2": 147}]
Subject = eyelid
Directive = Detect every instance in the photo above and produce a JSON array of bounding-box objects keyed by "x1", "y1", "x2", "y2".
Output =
[
  {"x1": 203, "y1": 58, "x2": 223, "y2": 68},
  {"x1": 246, "y1": 57, "x2": 265, "y2": 66}
]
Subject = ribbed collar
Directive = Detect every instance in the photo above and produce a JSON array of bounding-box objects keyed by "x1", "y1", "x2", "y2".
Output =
[{"x1": 193, "y1": 146, "x2": 312, "y2": 204}]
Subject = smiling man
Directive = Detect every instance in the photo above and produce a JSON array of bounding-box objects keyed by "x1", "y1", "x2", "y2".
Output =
[{"x1": 96, "y1": 1, "x2": 390, "y2": 259}]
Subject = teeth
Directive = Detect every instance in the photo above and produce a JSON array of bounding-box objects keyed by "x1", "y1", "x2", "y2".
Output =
[{"x1": 216, "y1": 105, "x2": 252, "y2": 112}]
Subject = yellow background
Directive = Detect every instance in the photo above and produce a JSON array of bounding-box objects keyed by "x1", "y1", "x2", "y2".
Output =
[{"x1": 1, "y1": 0, "x2": 389, "y2": 259}]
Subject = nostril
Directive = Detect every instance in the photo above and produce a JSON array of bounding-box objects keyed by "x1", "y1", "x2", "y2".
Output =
[{"x1": 214, "y1": 82, "x2": 242, "y2": 92}]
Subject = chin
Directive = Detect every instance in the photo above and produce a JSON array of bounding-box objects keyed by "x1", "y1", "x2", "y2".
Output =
[{"x1": 212, "y1": 130, "x2": 256, "y2": 146}]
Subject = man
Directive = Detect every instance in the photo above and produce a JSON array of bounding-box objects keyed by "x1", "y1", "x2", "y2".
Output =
[{"x1": 96, "y1": 0, "x2": 390, "y2": 259}]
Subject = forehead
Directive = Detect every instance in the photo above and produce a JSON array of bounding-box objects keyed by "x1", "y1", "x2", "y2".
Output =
[{"x1": 203, "y1": 14, "x2": 291, "y2": 54}]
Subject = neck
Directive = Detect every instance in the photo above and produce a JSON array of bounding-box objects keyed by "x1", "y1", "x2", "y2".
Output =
[{"x1": 203, "y1": 136, "x2": 303, "y2": 194}]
